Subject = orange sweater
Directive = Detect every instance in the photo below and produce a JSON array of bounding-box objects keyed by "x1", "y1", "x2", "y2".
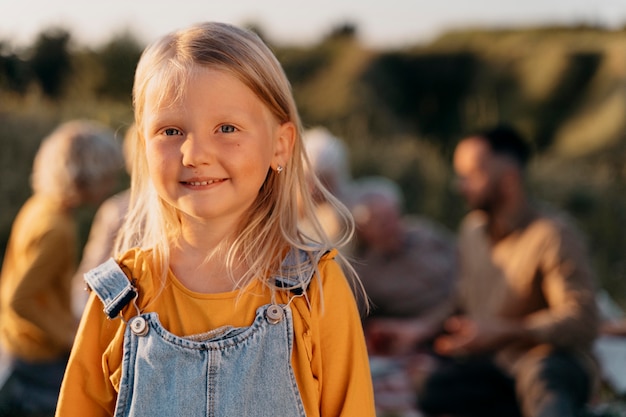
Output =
[
  {"x1": 56, "y1": 248, "x2": 375, "y2": 416},
  {"x1": 0, "y1": 195, "x2": 78, "y2": 361}
]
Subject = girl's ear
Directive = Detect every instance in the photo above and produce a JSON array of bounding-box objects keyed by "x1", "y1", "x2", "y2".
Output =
[{"x1": 272, "y1": 121, "x2": 296, "y2": 170}]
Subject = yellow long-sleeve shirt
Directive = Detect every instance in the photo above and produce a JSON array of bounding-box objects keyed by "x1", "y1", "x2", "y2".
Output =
[
  {"x1": 56, "y1": 248, "x2": 375, "y2": 416},
  {"x1": 0, "y1": 194, "x2": 78, "y2": 361}
]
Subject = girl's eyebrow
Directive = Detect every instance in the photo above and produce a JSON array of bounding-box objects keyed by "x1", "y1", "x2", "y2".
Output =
[{"x1": 146, "y1": 108, "x2": 183, "y2": 127}]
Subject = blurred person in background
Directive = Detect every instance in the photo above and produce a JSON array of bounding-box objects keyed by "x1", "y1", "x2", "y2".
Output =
[
  {"x1": 0, "y1": 120, "x2": 123, "y2": 417},
  {"x1": 71, "y1": 124, "x2": 136, "y2": 316},
  {"x1": 350, "y1": 176, "x2": 458, "y2": 416},
  {"x1": 301, "y1": 126, "x2": 355, "y2": 244},
  {"x1": 417, "y1": 125, "x2": 599, "y2": 417},
  {"x1": 351, "y1": 176, "x2": 457, "y2": 347}
]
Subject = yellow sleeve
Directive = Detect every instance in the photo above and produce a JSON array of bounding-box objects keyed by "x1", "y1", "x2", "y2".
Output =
[
  {"x1": 310, "y1": 254, "x2": 376, "y2": 416},
  {"x1": 55, "y1": 291, "x2": 124, "y2": 417},
  {"x1": 10, "y1": 220, "x2": 77, "y2": 351}
]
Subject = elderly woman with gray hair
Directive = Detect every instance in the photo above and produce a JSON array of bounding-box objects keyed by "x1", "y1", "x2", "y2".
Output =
[{"x1": 0, "y1": 120, "x2": 123, "y2": 416}]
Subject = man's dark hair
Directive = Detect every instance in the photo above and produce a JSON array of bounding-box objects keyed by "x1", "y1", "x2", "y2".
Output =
[{"x1": 478, "y1": 124, "x2": 532, "y2": 169}]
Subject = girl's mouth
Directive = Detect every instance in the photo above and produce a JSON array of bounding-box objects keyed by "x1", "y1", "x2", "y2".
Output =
[{"x1": 182, "y1": 179, "x2": 225, "y2": 186}]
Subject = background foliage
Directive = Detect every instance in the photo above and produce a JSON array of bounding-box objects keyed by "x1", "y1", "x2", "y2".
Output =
[{"x1": 2, "y1": 23, "x2": 626, "y2": 306}]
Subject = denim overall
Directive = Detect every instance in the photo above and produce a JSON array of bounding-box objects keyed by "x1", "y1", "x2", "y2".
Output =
[{"x1": 85, "y1": 249, "x2": 322, "y2": 417}]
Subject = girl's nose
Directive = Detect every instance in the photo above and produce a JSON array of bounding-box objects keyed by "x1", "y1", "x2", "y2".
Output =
[{"x1": 181, "y1": 134, "x2": 212, "y2": 167}]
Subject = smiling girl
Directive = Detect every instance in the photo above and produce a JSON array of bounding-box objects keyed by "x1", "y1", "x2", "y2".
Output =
[{"x1": 55, "y1": 22, "x2": 374, "y2": 417}]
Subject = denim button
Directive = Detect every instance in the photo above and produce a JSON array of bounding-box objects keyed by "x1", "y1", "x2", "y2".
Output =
[
  {"x1": 130, "y1": 316, "x2": 149, "y2": 336},
  {"x1": 265, "y1": 305, "x2": 284, "y2": 324}
]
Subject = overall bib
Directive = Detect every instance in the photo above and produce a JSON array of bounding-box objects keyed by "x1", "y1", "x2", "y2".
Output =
[{"x1": 85, "y1": 249, "x2": 320, "y2": 417}]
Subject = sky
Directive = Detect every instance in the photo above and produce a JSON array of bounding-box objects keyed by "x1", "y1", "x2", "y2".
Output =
[{"x1": 2, "y1": 0, "x2": 626, "y2": 49}]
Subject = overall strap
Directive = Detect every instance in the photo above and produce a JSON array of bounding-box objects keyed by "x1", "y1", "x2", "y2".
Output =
[
  {"x1": 84, "y1": 257, "x2": 137, "y2": 319},
  {"x1": 273, "y1": 248, "x2": 327, "y2": 295}
]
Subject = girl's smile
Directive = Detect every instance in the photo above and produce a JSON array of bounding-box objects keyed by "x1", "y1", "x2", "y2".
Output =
[{"x1": 180, "y1": 177, "x2": 227, "y2": 188}]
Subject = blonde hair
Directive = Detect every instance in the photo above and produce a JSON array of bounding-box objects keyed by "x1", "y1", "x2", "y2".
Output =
[
  {"x1": 117, "y1": 22, "x2": 364, "y2": 302},
  {"x1": 122, "y1": 123, "x2": 137, "y2": 175},
  {"x1": 31, "y1": 120, "x2": 123, "y2": 207}
]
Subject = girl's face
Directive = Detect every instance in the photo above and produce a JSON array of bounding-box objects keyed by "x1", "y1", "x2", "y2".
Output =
[{"x1": 142, "y1": 67, "x2": 293, "y2": 229}]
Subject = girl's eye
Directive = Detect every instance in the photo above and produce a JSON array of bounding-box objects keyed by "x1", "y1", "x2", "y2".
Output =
[
  {"x1": 163, "y1": 128, "x2": 182, "y2": 136},
  {"x1": 219, "y1": 125, "x2": 237, "y2": 134}
]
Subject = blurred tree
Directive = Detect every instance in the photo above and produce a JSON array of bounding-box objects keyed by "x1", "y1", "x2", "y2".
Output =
[
  {"x1": 277, "y1": 22, "x2": 358, "y2": 87},
  {"x1": 95, "y1": 31, "x2": 143, "y2": 102},
  {"x1": 532, "y1": 52, "x2": 603, "y2": 151},
  {"x1": 0, "y1": 42, "x2": 31, "y2": 94},
  {"x1": 325, "y1": 22, "x2": 358, "y2": 41},
  {"x1": 29, "y1": 28, "x2": 72, "y2": 99},
  {"x1": 360, "y1": 52, "x2": 478, "y2": 150},
  {"x1": 278, "y1": 46, "x2": 334, "y2": 88}
]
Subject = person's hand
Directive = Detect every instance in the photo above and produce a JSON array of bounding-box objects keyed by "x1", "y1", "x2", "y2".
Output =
[
  {"x1": 365, "y1": 317, "x2": 438, "y2": 356},
  {"x1": 433, "y1": 315, "x2": 521, "y2": 356}
]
